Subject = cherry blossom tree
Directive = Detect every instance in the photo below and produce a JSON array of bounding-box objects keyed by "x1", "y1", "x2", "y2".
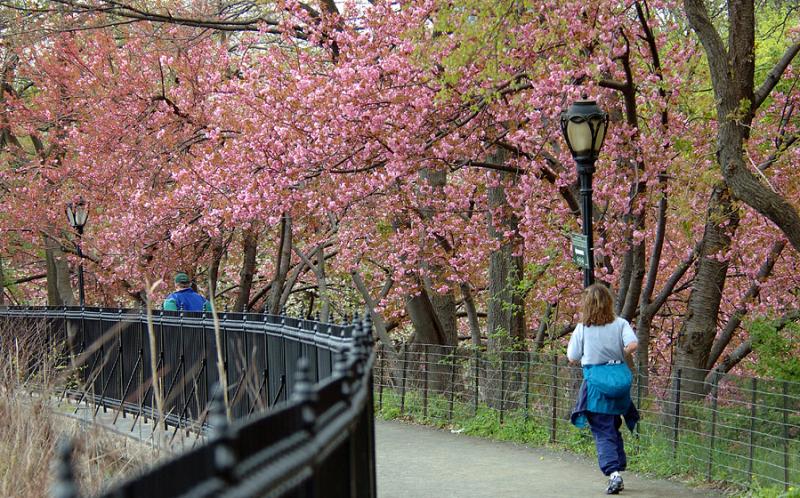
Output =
[{"x1": 1, "y1": 0, "x2": 798, "y2": 387}]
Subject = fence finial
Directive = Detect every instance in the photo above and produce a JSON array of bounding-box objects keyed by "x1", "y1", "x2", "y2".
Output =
[
  {"x1": 209, "y1": 383, "x2": 237, "y2": 483},
  {"x1": 361, "y1": 311, "x2": 374, "y2": 349},
  {"x1": 292, "y1": 357, "x2": 318, "y2": 430},
  {"x1": 333, "y1": 348, "x2": 353, "y2": 399},
  {"x1": 333, "y1": 347, "x2": 352, "y2": 378},
  {"x1": 51, "y1": 437, "x2": 80, "y2": 498},
  {"x1": 347, "y1": 319, "x2": 362, "y2": 370}
]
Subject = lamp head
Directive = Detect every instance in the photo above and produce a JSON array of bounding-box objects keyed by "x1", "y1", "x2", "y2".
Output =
[
  {"x1": 66, "y1": 197, "x2": 89, "y2": 231},
  {"x1": 560, "y1": 99, "x2": 609, "y2": 161}
]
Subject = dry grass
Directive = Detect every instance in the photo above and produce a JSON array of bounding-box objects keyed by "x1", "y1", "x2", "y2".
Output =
[{"x1": 0, "y1": 321, "x2": 159, "y2": 498}]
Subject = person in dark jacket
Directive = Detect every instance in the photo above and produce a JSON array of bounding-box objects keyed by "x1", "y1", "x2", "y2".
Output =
[
  {"x1": 568, "y1": 284, "x2": 639, "y2": 495},
  {"x1": 163, "y1": 272, "x2": 211, "y2": 312}
]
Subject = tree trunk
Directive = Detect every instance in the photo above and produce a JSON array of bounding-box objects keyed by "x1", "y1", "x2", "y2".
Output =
[
  {"x1": 635, "y1": 172, "x2": 670, "y2": 394},
  {"x1": 293, "y1": 243, "x2": 331, "y2": 322},
  {"x1": 268, "y1": 215, "x2": 292, "y2": 314},
  {"x1": 620, "y1": 239, "x2": 645, "y2": 320},
  {"x1": 405, "y1": 285, "x2": 451, "y2": 393},
  {"x1": 208, "y1": 236, "x2": 225, "y2": 299},
  {"x1": 424, "y1": 283, "x2": 456, "y2": 346},
  {"x1": 233, "y1": 227, "x2": 258, "y2": 312},
  {"x1": 533, "y1": 302, "x2": 554, "y2": 351},
  {"x1": 484, "y1": 152, "x2": 525, "y2": 409},
  {"x1": 44, "y1": 234, "x2": 76, "y2": 306},
  {"x1": 405, "y1": 286, "x2": 447, "y2": 345},
  {"x1": 486, "y1": 172, "x2": 525, "y2": 349},
  {"x1": 461, "y1": 283, "x2": 481, "y2": 346},
  {"x1": 419, "y1": 166, "x2": 458, "y2": 346},
  {"x1": 314, "y1": 245, "x2": 330, "y2": 322},
  {"x1": 350, "y1": 270, "x2": 398, "y2": 354},
  {"x1": 0, "y1": 256, "x2": 5, "y2": 306},
  {"x1": 674, "y1": 184, "x2": 739, "y2": 401}
]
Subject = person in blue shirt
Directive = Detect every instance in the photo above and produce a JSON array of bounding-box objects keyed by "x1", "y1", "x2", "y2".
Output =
[
  {"x1": 163, "y1": 272, "x2": 211, "y2": 312},
  {"x1": 568, "y1": 284, "x2": 639, "y2": 495}
]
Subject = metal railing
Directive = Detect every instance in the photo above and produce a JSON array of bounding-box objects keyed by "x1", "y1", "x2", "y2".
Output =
[
  {"x1": 0, "y1": 306, "x2": 376, "y2": 498},
  {"x1": 375, "y1": 343, "x2": 799, "y2": 491}
]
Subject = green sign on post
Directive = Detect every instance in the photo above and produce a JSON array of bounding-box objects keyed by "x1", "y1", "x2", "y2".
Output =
[{"x1": 571, "y1": 233, "x2": 589, "y2": 268}]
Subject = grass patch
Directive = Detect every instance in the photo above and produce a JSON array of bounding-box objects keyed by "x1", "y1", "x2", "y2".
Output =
[{"x1": 0, "y1": 323, "x2": 160, "y2": 497}]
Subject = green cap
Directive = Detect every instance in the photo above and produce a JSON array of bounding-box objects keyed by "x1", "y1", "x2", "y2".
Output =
[{"x1": 174, "y1": 272, "x2": 190, "y2": 284}]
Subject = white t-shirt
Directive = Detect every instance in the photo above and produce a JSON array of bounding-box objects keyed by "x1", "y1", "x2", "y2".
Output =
[{"x1": 567, "y1": 316, "x2": 637, "y2": 366}]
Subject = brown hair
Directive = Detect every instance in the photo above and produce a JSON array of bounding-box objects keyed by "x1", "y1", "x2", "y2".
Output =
[{"x1": 580, "y1": 284, "x2": 615, "y2": 327}]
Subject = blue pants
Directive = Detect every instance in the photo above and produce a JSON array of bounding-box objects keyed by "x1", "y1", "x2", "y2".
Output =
[{"x1": 587, "y1": 412, "x2": 627, "y2": 475}]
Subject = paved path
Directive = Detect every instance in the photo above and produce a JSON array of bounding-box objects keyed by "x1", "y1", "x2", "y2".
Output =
[
  {"x1": 58, "y1": 396, "x2": 204, "y2": 455},
  {"x1": 376, "y1": 419, "x2": 725, "y2": 498},
  {"x1": 64, "y1": 399, "x2": 726, "y2": 497}
]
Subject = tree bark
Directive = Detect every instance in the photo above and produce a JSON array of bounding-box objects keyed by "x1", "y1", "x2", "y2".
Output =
[
  {"x1": 635, "y1": 172, "x2": 670, "y2": 392},
  {"x1": 267, "y1": 214, "x2": 292, "y2": 314},
  {"x1": 484, "y1": 151, "x2": 525, "y2": 409},
  {"x1": 533, "y1": 302, "x2": 554, "y2": 351},
  {"x1": 232, "y1": 227, "x2": 258, "y2": 312},
  {"x1": 0, "y1": 256, "x2": 5, "y2": 306},
  {"x1": 405, "y1": 285, "x2": 447, "y2": 345},
  {"x1": 674, "y1": 185, "x2": 739, "y2": 400},
  {"x1": 486, "y1": 163, "x2": 525, "y2": 350},
  {"x1": 461, "y1": 283, "x2": 482, "y2": 346},
  {"x1": 314, "y1": 244, "x2": 329, "y2": 322},
  {"x1": 44, "y1": 233, "x2": 76, "y2": 306},
  {"x1": 419, "y1": 166, "x2": 458, "y2": 346},
  {"x1": 292, "y1": 243, "x2": 330, "y2": 322},
  {"x1": 208, "y1": 235, "x2": 225, "y2": 299},
  {"x1": 351, "y1": 270, "x2": 397, "y2": 351}
]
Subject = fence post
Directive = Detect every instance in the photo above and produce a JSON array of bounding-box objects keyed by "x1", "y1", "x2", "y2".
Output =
[
  {"x1": 500, "y1": 353, "x2": 506, "y2": 425},
  {"x1": 378, "y1": 344, "x2": 384, "y2": 411},
  {"x1": 400, "y1": 344, "x2": 408, "y2": 414},
  {"x1": 474, "y1": 348, "x2": 480, "y2": 416},
  {"x1": 362, "y1": 311, "x2": 378, "y2": 498},
  {"x1": 210, "y1": 383, "x2": 237, "y2": 485},
  {"x1": 423, "y1": 344, "x2": 429, "y2": 419},
  {"x1": 748, "y1": 377, "x2": 757, "y2": 481},
  {"x1": 672, "y1": 368, "x2": 682, "y2": 460},
  {"x1": 707, "y1": 372, "x2": 719, "y2": 481},
  {"x1": 138, "y1": 312, "x2": 145, "y2": 426},
  {"x1": 524, "y1": 351, "x2": 530, "y2": 422},
  {"x1": 783, "y1": 381, "x2": 789, "y2": 491},
  {"x1": 118, "y1": 309, "x2": 125, "y2": 419},
  {"x1": 448, "y1": 348, "x2": 456, "y2": 423},
  {"x1": 550, "y1": 352, "x2": 558, "y2": 444}
]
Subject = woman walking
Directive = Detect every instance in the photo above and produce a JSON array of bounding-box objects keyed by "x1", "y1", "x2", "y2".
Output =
[{"x1": 568, "y1": 284, "x2": 639, "y2": 495}]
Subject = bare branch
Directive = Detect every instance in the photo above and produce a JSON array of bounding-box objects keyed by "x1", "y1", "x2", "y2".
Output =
[{"x1": 753, "y1": 40, "x2": 800, "y2": 110}]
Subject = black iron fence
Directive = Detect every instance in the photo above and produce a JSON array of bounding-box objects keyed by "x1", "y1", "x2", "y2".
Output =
[
  {"x1": 0, "y1": 306, "x2": 376, "y2": 498},
  {"x1": 375, "y1": 343, "x2": 800, "y2": 492}
]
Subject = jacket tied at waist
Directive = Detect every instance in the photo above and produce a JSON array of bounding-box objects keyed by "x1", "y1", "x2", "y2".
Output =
[{"x1": 570, "y1": 362, "x2": 639, "y2": 432}]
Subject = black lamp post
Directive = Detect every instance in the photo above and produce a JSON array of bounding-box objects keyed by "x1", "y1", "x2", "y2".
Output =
[
  {"x1": 560, "y1": 99, "x2": 609, "y2": 288},
  {"x1": 65, "y1": 198, "x2": 89, "y2": 307}
]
